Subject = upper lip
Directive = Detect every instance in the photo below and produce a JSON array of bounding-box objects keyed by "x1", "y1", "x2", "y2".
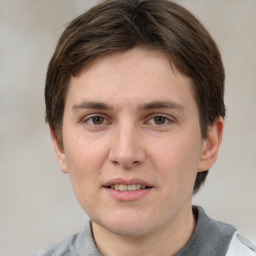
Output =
[{"x1": 103, "y1": 178, "x2": 153, "y2": 187}]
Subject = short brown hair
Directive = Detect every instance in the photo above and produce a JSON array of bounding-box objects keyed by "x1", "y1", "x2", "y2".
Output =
[{"x1": 45, "y1": 0, "x2": 225, "y2": 193}]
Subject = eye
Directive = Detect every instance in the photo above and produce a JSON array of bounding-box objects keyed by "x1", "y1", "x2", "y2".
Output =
[
  {"x1": 147, "y1": 115, "x2": 172, "y2": 125},
  {"x1": 153, "y1": 116, "x2": 168, "y2": 125},
  {"x1": 84, "y1": 115, "x2": 107, "y2": 125}
]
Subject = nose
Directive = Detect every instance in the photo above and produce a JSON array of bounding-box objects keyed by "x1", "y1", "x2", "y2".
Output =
[{"x1": 108, "y1": 123, "x2": 146, "y2": 169}]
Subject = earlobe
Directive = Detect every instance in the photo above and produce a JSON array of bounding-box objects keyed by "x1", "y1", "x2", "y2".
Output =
[
  {"x1": 50, "y1": 128, "x2": 69, "y2": 174},
  {"x1": 198, "y1": 117, "x2": 224, "y2": 172}
]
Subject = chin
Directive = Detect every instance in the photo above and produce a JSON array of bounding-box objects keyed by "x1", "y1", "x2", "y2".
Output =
[
  {"x1": 104, "y1": 223, "x2": 152, "y2": 238},
  {"x1": 93, "y1": 212, "x2": 155, "y2": 238}
]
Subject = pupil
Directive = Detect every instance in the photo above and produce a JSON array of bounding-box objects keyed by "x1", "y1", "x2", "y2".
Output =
[
  {"x1": 154, "y1": 116, "x2": 165, "y2": 124},
  {"x1": 93, "y1": 116, "x2": 103, "y2": 125}
]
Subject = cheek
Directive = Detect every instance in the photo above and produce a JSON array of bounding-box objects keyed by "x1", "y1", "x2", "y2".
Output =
[
  {"x1": 63, "y1": 134, "x2": 110, "y2": 200},
  {"x1": 65, "y1": 142, "x2": 102, "y2": 214},
  {"x1": 150, "y1": 133, "x2": 201, "y2": 188},
  {"x1": 63, "y1": 130, "x2": 110, "y2": 172}
]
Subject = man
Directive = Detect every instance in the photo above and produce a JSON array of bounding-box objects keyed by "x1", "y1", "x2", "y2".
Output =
[{"x1": 31, "y1": 0, "x2": 256, "y2": 255}]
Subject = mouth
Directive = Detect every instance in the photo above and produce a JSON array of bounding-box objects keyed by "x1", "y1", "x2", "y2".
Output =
[
  {"x1": 102, "y1": 178, "x2": 153, "y2": 201},
  {"x1": 106, "y1": 184, "x2": 151, "y2": 191}
]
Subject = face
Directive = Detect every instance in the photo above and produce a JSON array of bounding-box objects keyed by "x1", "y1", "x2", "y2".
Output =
[{"x1": 52, "y1": 47, "x2": 222, "y2": 238}]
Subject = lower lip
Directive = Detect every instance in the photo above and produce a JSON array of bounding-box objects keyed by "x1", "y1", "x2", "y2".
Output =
[{"x1": 103, "y1": 187, "x2": 152, "y2": 201}]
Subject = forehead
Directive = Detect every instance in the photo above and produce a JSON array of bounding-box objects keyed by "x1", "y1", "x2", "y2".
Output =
[
  {"x1": 66, "y1": 47, "x2": 196, "y2": 111},
  {"x1": 77, "y1": 48, "x2": 189, "y2": 83}
]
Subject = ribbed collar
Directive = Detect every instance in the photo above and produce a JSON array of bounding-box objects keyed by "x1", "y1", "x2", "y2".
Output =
[
  {"x1": 73, "y1": 206, "x2": 236, "y2": 256},
  {"x1": 174, "y1": 206, "x2": 236, "y2": 256}
]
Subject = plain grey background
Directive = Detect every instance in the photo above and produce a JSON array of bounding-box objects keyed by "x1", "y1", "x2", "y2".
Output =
[{"x1": 0, "y1": 1, "x2": 255, "y2": 255}]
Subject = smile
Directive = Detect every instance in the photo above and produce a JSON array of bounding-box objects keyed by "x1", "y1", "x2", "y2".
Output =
[
  {"x1": 109, "y1": 184, "x2": 147, "y2": 191},
  {"x1": 103, "y1": 179, "x2": 153, "y2": 201}
]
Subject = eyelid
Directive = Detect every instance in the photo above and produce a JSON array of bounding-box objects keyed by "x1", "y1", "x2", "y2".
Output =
[
  {"x1": 82, "y1": 113, "x2": 111, "y2": 125},
  {"x1": 145, "y1": 113, "x2": 174, "y2": 125}
]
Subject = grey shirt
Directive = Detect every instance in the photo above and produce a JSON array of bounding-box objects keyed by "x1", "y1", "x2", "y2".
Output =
[{"x1": 30, "y1": 206, "x2": 236, "y2": 256}]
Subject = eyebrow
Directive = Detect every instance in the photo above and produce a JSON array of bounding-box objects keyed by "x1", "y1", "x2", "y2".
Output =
[
  {"x1": 72, "y1": 101, "x2": 113, "y2": 111},
  {"x1": 137, "y1": 100, "x2": 184, "y2": 112},
  {"x1": 72, "y1": 100, "x2": 183, "y2": 112}
]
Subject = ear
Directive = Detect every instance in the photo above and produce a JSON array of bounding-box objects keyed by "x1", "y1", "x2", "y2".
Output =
[
  {"x1": 50, "y1": 128, "x2": 69, "y2": 174},
  {"x1": 198, "y1": 117, "x2": 224, "y2": 172}
]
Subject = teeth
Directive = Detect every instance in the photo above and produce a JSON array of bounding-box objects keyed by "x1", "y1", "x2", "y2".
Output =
[
  {"x1": 109, "y1": 184, "x2": 148, "y2": 191},
  {"x1": 128, "y1": 184, "x2": 136, "y2": 191},
  {"x1": 119, "y1": 184, "x2": 127, "y2": 191}
]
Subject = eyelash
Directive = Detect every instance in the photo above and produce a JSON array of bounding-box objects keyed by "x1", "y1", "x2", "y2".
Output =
[
  {"x1": 146, "y1": 115, "x2": 173, "y2": 126},
  {"x1": 82, "y1": 114, "x2": 173, "y2": 127},
  {"x1": 82, "y1": 115, "x2": 109, "y2": 126}
]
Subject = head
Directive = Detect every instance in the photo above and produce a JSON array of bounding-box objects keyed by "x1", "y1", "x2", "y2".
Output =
[{"x1": 45, "y1": 0, "x2": 225, "y2": 194}]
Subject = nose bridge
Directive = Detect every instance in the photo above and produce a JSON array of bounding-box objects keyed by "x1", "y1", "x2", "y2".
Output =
[{"x1": 109, "y1": 120, "x2": 145, "y2": 167}]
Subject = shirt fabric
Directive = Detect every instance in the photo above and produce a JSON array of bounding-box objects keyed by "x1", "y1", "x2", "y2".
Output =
[
  {"x1": 30, "y1": 206, "x2": 256, "y2": 256},
  {"x1": 226, "y1": 232, "x2": 256, "y2": 256}
]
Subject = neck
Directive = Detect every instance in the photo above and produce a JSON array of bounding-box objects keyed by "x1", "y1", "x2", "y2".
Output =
[{"x1": 92, "y1": 203, "x2": 196, "y2": 256}]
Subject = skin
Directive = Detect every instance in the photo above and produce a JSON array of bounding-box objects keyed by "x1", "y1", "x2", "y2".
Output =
[{"x1": 51, "y1": 47, "x2": 223, "y2": 256}]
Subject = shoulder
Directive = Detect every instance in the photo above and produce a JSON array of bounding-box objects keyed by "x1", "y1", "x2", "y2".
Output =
[
  {"x1": 29, "y1": 232, "x2": 79, "y2": 256},
  {"x1": 29, "y1": 222, "x2": 101, "y2": 256},
  {"x1": 226, "y1": 232, "x2": 256, "y2": 256}
]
